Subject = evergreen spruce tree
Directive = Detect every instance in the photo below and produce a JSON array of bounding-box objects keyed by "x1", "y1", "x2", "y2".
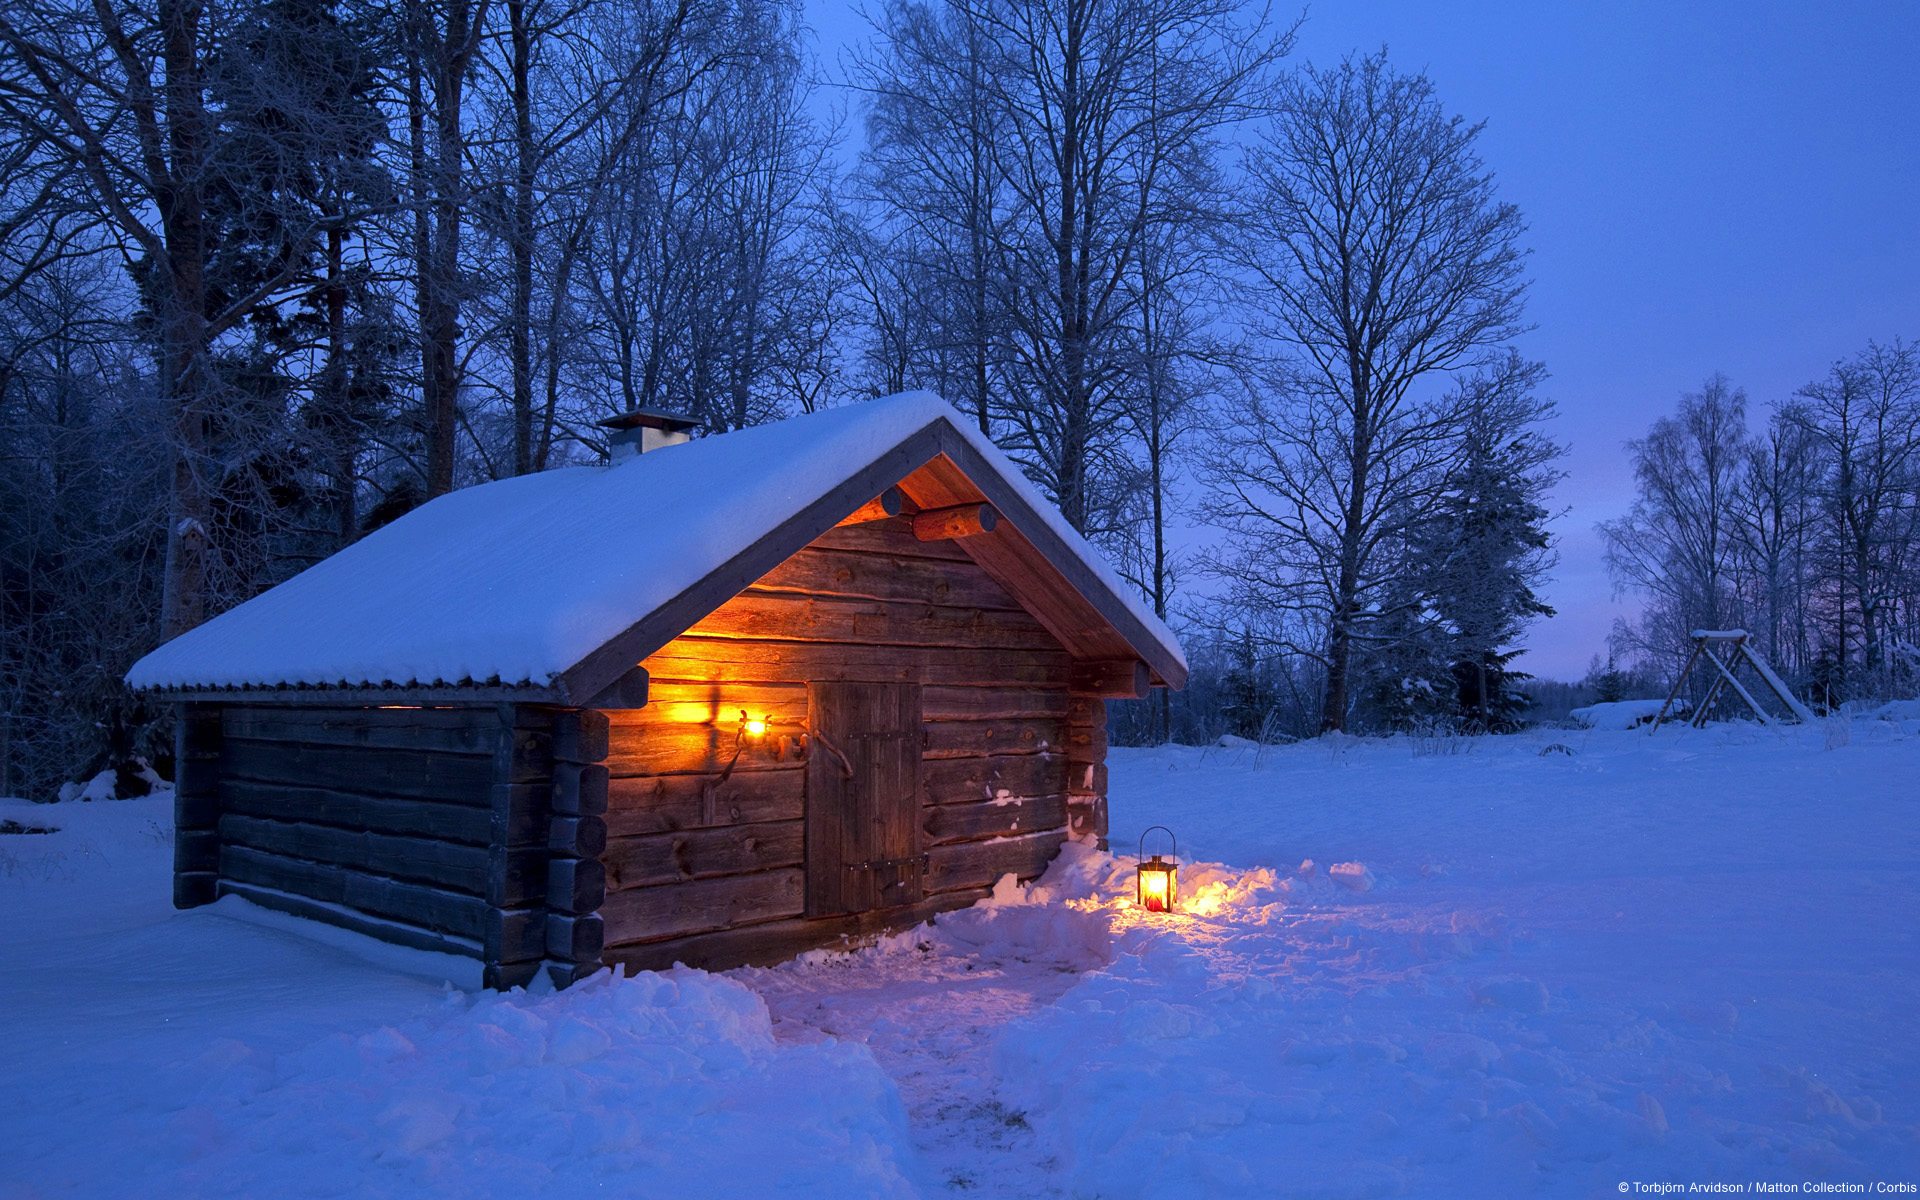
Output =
[{"x1": 1414, "y1": 359, "x2": 1565, "y2": 730}]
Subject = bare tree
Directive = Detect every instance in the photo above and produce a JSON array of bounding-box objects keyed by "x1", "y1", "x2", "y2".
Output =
[{"x1": 1210, "y1": 53, "x2": 1529, "y2": 732}]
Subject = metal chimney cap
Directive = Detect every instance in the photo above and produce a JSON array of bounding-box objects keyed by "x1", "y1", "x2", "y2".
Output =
[{"x1": 596, "y1": 407, "x2": 699, "y2": 434}]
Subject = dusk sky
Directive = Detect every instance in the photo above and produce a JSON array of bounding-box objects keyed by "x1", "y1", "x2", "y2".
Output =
[{"x1": 803, "y1": 0, "x2": 1920, "y2": 680}]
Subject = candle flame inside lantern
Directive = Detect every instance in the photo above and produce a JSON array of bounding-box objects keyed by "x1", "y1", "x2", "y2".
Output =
[{"x1": 1137, "y1": 856, "x2": 1176, "y2": 913}]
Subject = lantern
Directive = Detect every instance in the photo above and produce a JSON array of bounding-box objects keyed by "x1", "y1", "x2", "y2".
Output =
[{"x1": 1136, "y1": 825, "x2": 1178, "y2": 913}]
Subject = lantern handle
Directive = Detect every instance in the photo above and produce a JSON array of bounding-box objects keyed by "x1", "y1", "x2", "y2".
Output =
[{"x1": 1138, "y1": 825, "x2": 1177, "y2": 865}]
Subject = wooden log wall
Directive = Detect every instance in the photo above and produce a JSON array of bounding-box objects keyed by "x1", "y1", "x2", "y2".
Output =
[
  {"x1": 203, "y1": 704, "x2": 556, "y2": 978},
  {"x1": 598, "y1": 515, "x2": 1075, "y2": 973}
]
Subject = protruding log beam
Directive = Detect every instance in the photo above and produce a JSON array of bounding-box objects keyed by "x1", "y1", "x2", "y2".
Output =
[
  {"x1": 1069, "y1": 659, "x2": 1150, "y2": 699},
  {"x1": 913, "y1": 502, "x2": 999, "y2": 542},
  {"x1": 552, "y1": 763, "x2": 609, "y2": 815},
  {"x1": 586, "y1": 666, "x2": 649, "y2": 709},
  {"x1": 836, "y1": 486, "x2": 906, "y2": 527}
]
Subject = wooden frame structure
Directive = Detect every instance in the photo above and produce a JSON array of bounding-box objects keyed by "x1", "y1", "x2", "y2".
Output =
[
  {"x1": 1650, "y1": 630, "x2": 1815, "y2": 731},
  {"x1": 138, "y1": 403, "x2": 1183, "y2": 989}
]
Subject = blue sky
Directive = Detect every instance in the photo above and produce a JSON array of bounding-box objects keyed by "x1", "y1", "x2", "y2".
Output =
[{"x1": 803, "y1": 0, "x2": 1920, "y2": 679}]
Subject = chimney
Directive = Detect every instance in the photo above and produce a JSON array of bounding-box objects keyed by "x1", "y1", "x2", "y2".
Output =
[{"x1": 597, "y1": 407, "x2": 699, "y2": 463}]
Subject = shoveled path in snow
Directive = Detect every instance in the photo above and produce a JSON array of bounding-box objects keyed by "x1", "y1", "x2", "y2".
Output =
[{"x1": 739, "y1": 917, "x2": 1085, "y2": 1196}]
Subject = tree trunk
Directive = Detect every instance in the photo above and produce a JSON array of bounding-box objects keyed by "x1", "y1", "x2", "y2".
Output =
[
  {"x1": 157, "y1": 0, "x2": 213, "y2": 641},
  {"x1": 509, "y1": 0, "x2": 535, "y2": 475}
]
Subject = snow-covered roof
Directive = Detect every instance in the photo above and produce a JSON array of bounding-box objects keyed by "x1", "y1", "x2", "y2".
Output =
[{"x1": 127, "y1": 392, "x2": 1186, "y2": 699}]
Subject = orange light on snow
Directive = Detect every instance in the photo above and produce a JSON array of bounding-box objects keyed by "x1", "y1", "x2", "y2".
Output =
[{"x1": 1136, "y1": 825, "x2": 1179, "y2": 913}]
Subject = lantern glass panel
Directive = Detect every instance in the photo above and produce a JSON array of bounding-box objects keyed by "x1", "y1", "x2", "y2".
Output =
[{"x1": 1137, "y1": 856, "x2": 1177, "y2": 913}]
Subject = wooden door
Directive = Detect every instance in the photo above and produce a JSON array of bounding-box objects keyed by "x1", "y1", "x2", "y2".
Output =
[{"x1": 806, "y1": 682, "x2": 924, "y2": 917}]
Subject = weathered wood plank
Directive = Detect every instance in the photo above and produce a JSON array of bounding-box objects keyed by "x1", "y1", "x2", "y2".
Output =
[
  {"x1": 923, "y1": 685, "x2": 1070, "y2": 721},
  {"x1": 549, "y1": 815, "x2": 607, "y2": 858},
  {"x1": 751, "y1": 548, "x2": 1024, "y2": 611},
  {"x1": 924, "y1": 717, "x2": 1066, "y2": 759},
  {"x1": 687, "y1": 591, "x2": 1059, "y2": 651},
  {"x1": 1066, "y1": 720, "x2": 1109, "y2": 761},
  {"x1": 221, "y1": 706, "x2": 504, "y2": 755},
  {"x1": 548, "y1": 856, "x2": 607, "y2": 915},
  {"x1": 217, "y1": 813, "x2": 500, "y2": 896},
  {"x1": 552, "y1": 763, "x2": 609, "y2": 815},
  {"x1": 806, "y1": 515, "x2": 973, "y2": 560},
  {"x1": 218, "y1": 880, "x2": 483, "y2": 960},
  {"x1": 222, "y1": 738, "x2": 503, "y2": 802},
  {"x1": 603, "y1": 769, "x2": 805, "y2": 836},
  {"x1": 926, "y1": 831, "x2": 1067, "y2": 894},
  {"x1": 922, "y1": 793, "x2": 1068, "y2": 845},
  {"x1": 642, "y1": 639, "x2": 1071, "y2": 688},
  {"x1": 623, "y1": 681, "x2": 809, "y2": 726},
  {"x1": 833, "y1": 486, "x2": 904, "y2": 526},
  {"x1": 601, "y1": 887, "x2": 991, "y2": 971},
  {"x1": 602, "y1": 820, "x2": 805, "y2": 890},
  {"x1": 219, "y1": 843, "x2": 490, "y2": 939},
  {"x1": 922, "y1": 753, "x2": 1066, "y2": 805},
  {"x1": 219, "y1": 779, "x2": 495, "y2": 844},
  {"x1": 1068, "y1": 660, "x2": 1150, "y2": 699},
  {"x1": 914, "y1": 502, "x2": 997, "y2": 541},
  {"x1": 599, "y1": 867, "x2": 806, "y2": 945},
  {"x1": 1067, "y1": 695, "x2": 1108, "y2": 727},
  {"x1": 553, "y1": 709, "x2": 610, "y2": 764},
  {"x1": 603, "y1": 722, "x2": 805, "y2": 776},
  {"x1": 546, "y1": 913, "x2": 604, "y2": 964}
]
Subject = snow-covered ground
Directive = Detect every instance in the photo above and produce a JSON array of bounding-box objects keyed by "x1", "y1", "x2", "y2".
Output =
[{"x1": 2, "y1": 719, "x2": 1917, "y2": 1197}]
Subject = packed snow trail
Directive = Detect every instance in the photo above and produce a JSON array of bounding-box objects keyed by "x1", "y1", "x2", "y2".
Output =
[{"x1": 2, "y1": 718, "x2": 1917, "y2": 1196}]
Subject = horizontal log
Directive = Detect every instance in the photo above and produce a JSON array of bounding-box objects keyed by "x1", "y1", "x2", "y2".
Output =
[
  {"x1": 914, "y1": 502, "x2": 998, "y2": 541},
  {"x1": 923, "y1": 753, "x2": 1066, "y2": 805},
  {"x1": 174, "y1": 758, "x2": 221, "y2": 801},
  {"x1": 923, "y1": 793, "x2": 1068, "y2": 845},
  {"x1": 1067, "y1": 695, "x2": 1108, "y2": 727},
  {"x1": 219, "y1": 812, "x2": 503, "y2": 897},
  {"x1": 490, "y1": 783, "x2": 553, "y2": 849},
  {"x1": 924, "y1": 685, "x2": 1069, "y2": 721},
  {"x1": 547, "y1": 913, "x2": 605, "y2": 964},
  {"x1": 1066, "y1": 720, "x2": 1109, "y2": 760},
  {"x1": 554, "y1": 709, "x2": 610, "y2": 764},
  {"x1": 687, "y1": 591, "x2": 1058, "y2": 652},
  {"x1": 805, "y1": 515, "x2": 973, "y2": 560},
  {"x1": 624, "y1": 681, "x2": 809, "y2": 727},
  {"x1": 174, "y1": 828, "x2": 220, "y2": 874},
  {"x1": 552, "y1": 763, "x2": 609, "y2": 816},
  {"x1": 603, "y1": 721, "x2": 805, "y2": 776},
  {"x1": 643, "y1": 639, "x2": 1071, "y2": 688},
  {"x1": 926, "y1": 831, "x2": 1068, "y2": 894},
  {"x1": 484, "y1": 906, "x2": 547, "y2": 965},
  {"x1": 603, "y1": 820, "x2": 805, "y2": 890},
  {"x1": 587, "y1": 666, "x2": 651, "y2": 710},
  {"x1": 220, "y1": 779, "x2": 494, "y2": 845},
  {"x1": 219, "y1": 843, "x2": 489, "y2": 939},
  {"x1": 833, "y1": 487, "x2": 904, "y2": 526},
  {"x1": 925, "y1": 717, "x2": 1066, "y2": 759},
  {"x1": 1067, "y1": 794, "x2": 1108, "y2": 842},
  {"x1": 752, "y1": 547, "x2": 1022, "y2": 611},
  {"x1": 602, "y1": 888, "x2": 991, "y2": 971},
  {"x1": 600, "y1": 867, "x2": 806, "y2": 945},
  {"x1": 604, "y1": 769, "x2": 805, "y2": 837},
  {"x1": 217, "y1": 880, "x2": 482, "y2": 960},
  {"x1": 1068, "y1": 761, "x2": 1109, "y2": 797},
  {"x1": 175, "y1": 785, "x2": 219, "y2": 829},
  {"x1": 1069, "y1": 660, "x2": 1150, "y2": 700},
  {"x1": 548, "y1": 856, "x2": 606, "y2": 916},
  {"x1": 222, "y1": 706, "x2": 504, "y2": 755},
  {"x1": 487, "y1": 960, "x2": 543, "y2": 990},
  {"x1": 550, "y1": 815, "x2": 608, "y2": 858},
  {"x1": 222, "y1": 739, "x2": 501, "y2": 803},
  {"x1": 175, "y1": 872, "x2": 218, "y2": 909}
]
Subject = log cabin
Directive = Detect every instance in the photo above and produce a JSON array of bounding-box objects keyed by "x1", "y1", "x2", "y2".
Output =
[{"x1": 126, "y1": 393, "x2": 1186, "y2": 989}]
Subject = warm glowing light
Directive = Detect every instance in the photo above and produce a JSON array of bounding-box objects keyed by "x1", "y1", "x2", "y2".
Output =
[
  {"x1": 1138, "y1": 861, "x2": 1176, "y2": 912},
  {"x1": 744, "y1": 718, "x2": 767, "y2": 737},
  {"x1": 1135, "y1": 825, "x2": 1180, "y2": 913}
]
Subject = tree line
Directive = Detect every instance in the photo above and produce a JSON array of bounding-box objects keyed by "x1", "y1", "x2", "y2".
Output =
[
  {"x1": 2, "y1": 0, "x2": 1584, "y2": 795},
  {"x1": 1599, "y1": 345, "x2": 1920, "y2": 711}
]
